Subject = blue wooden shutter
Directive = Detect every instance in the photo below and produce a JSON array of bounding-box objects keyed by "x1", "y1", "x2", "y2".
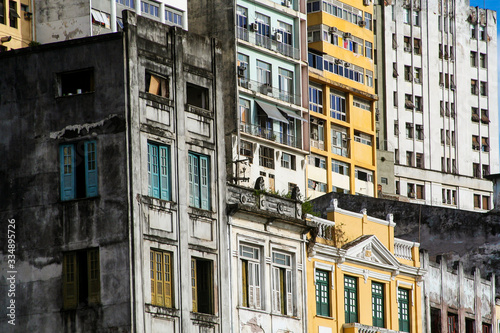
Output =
[
  {"x1": 60, "y1": 144, "x2": 75, "y2": 200},
  {"x1": 85, "y1": 141, "x2": 98, "y2": 197},
  {"x1": 149, "y1": 144, "x2": 160, "y2": 198},
  {"x1": 188, "y1": 153, "x2": 195, "y2": 206},
  {"x1": 159, "y1": 146, "x2": 170, "y2": 200},
  {"x1": 200, "y1": 155, "x2": 209, "y2": 210}
]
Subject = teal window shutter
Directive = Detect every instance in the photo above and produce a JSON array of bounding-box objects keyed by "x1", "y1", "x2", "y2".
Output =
[
  {"x1": 61, "y1": 144, "x2": 75, "y2": 200},
  {"x1": 200, "y1": 155, "x2": 209, "y2": 210},
  {"x1": 85, "y1": 141, "x2": 98, "y2": 197},
  {"x1": 159, "y1": 146, "x2": 170, "y2": 200},
  {"x1": 188, "y1": 153, "x2": 195, "y2": 206},
  {"x1": 147, "y1": 143, "x2": 153, "y2": 196},
  {"x1": 150, "y1": 144, "x2": 160, "y2": 198}
]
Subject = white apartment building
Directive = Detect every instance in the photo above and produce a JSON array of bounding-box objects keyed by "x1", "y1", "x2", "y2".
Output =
[
  {"x1": 35, "y1": 0, "x2": 187, "y2": 43},
  {"x1": 376, "y1": 0, "x2": 498, "y2": 211}
]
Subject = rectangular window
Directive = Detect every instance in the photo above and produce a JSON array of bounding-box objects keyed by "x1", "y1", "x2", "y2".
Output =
[
  {"x1": 403, "y1": 8, "x2": 410, "y2": 24},
  {"x1": 416, "y1": 184, "x2": 425, "y2": 199},
  {"x1": 309, "y1": 85, "x2": 323, "y2": 113},
  {"x1": 141, "y1": 0, "x2": 159, "y2": 17},
  {"x1": 281, "y1": 152, "x2": 296, "y2": 170},
  {"x1": 398, "y1": 288, "x2": 410, "y2": 332},
  {"x1": 406, "y1": 123, "x2": 413, "y2": 139},
  {"x1": 448, "y1": 313, "x2": 458, "y2": 333},
  {"x1": 416, "y1": 152, "x2": 424, "y2": 168},
  {"x1": 344, "y1": 276, "x2": 358, "y2": 323},
  {"x1": 278, "y1": 68, "x2": 294, "y2": 103},
  {"x1": 413, "y1": 10, "x2": 420, "y2": 26},
  {"x1": 479, "y1": 25, "x2": 486, "y2": 41},
  {"x1": 148, "y1": 142, "x2": 171, "y2": 200},
  {"x1": 480, "y1": 53, "x2": 487, "y2": 68},
  {"x1": 146, "y1": 72, "x2": 169, "y2": 98},
  {"x1": 482, "y1": 196, "x2": 490, "y2": 210},
  {"x1": 431, "y1": 308, "x2": 441, "y2": 332},
  {"x1": 372, "y1": 282, "x2": 384, "y2": 328},
  {"x1": 365, "y1": 41, "x2": 373, "y2": 59},
  {"x1": 480, "y1": 81, "x2": 488, "y2": 96},
  {"x1": 354, "y1": 131, "x2": 372, "y2": 146},
  {"x1": 470, "y1": 24, "x2": 477, "y2": 39},
  {"x1": 272, "y1": 252, "x2": 293, "y2": 315},
  {"x1": 470, "y1": 51, "x2": 478, "y2": 67},
  {"x1": 413, "y1": 38, "x2": 421, "y2": 55},
  {"x1": 465, "y1": 318, "x2": 475, "y2": 333},
  {"x1": 240, "y1": 140, "x2": 253, "y2": 163},
  {"x1": 240, "y1": 245, "x2": 261, "y2": 309},
  {"x1": 58, "y1": 68, "x2": 95, "y2": 96},
  {"x1": 316, "y1": 269, "x2": 330, "y2": 316},
  {"x1": 332, "y1": 159, "x2": 349, "y2": 175},
  {"x1": 331, "y1": 126, "x2": 348, "y2": 157},
  {"x1": 9, "y1": 1, "x2": 17, "y2": 28},
  {"x1": 191, "y1": 258, "x2": 214, "y2": 314},
  {"x1": 406, "y1": 151, "x2": 414, "y2": 166},
  {"x1": 187, "y1": 83, "x2": 209, "y2": 109},
  {"x1": 188, "y1": 152, "x2": 210, "y2": 210},
  {"x1": 330, "y1": 91, "x2": 346, "y2": 120},
  {"x1": 150, "y1": 250, "x2": 173, "y2": 307},
  {"x1": 309, "y1": 154, "x2": 326, "y2": 169},
  {"x1": 165, "y1": 6, "x2": 183, "y2": 27},
  {"x1": 471, "y1": 79, "x2": 478, "y2": 95},
  {"x1": 259, "y1": 146, "x2": 275, "y2": 169},
  {"x1": 63, "y1": 248, "x2": 100, "y2": 309},
  {"x1": 60, "y1": 141, "x2": 98, "y2": 201},
  {"x1": 0, "y1": 0, "x2": 5, "y2": 24}
]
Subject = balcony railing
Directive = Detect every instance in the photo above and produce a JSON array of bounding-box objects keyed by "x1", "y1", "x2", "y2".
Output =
[
  {"x1": 307, "y1": 214, "x2": 335, "y2": 240},
  {"x1": 240, "y1": 122, "x2": 301, "y2": 149},
  {"x1": 236, "y1": 26, "x2": 300, "y2": 60},
  {"x1": 238, "y1": 78, "x2": 301, "y2": 106},
  {"x1": 394, "y1": 238, "x2": 418, "y2": 261},
  {"x1": 311, "y1": 139, "x2": 325, "y2": 150}
]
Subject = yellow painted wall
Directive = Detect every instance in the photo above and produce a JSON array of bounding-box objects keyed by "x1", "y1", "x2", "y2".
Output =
[
  {"x1": 307, "y1": 209, "x2": 423, "y2": 333},
  {"x1": 0, "y1": 0, "x2": 33, "y2": 51}
]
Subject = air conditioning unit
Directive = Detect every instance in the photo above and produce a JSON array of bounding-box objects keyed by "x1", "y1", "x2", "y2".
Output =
[
  {"x1": 284, "y1": 0, "x2": 291, "y2": 7},
  {"x1": 307, "y1": 35, "x2": 313, "y2": 43},
  {"x1": 450, "y1": 84, "x2": 456, "y2": 90},
  {"x1": 334, "y1": 58, "x2": 342, "y2": 64},
  {"x1": 250, "y1": 22, "x2": 258, "y2": 31},
  {"x1": 358, "y1": 20, "x2": 366, "y2": 27},
  {"x1": 246, "y1": 81, "x2": 254, "y2": 90},
  {"x1": 343, "y1": 32, "x2": 352, "y2": 39},
  {"x1": 329, "y1": 26, "x2": 338, "y2": 34},
  {"x1": 344, "y1": 62, "x2": 351, "y2": 68},
  {"x1": 363, "y1": 0, "x2": 370, "y2": 6},
  {"x1": 275, "y1": 32, "x2": 283, "y2": 43}
]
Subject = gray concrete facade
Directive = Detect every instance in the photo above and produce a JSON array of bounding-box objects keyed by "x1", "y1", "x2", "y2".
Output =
[{"x1": 0, "y1": 11, "x2": 230, "y2": 332}]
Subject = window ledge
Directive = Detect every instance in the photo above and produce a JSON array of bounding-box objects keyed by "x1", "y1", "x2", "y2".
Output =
[
  {"x1": 315, "y1": 315, "x2": 335, "y2": 320},
  {"x1": 188, "y1": 206, "x2": 215, "y2": 217},
  {"x1": 140, "y1": 91, "x2": 173, "y2": 106},
  {"x1": 56, "y1": 91, "x2": 95, "y2": 99},
  {"x1": 185, "y1": 104, "x2": 213, "y2": 118},
  {"x1": 270, "y1": 312, "x2": 301, "y2": 320},
  {"x1": 60, "y1": 195, "x2": 100, "y2": 204},
  {"x1": 145, "y1": 303, "x2": 179, "y2": 317},
  {"x1": 142, "y1": 195, "x2": 177, "y2": 210},
  {"x1": 189, "y1": 311, "x2": 219, "y2": 324}
]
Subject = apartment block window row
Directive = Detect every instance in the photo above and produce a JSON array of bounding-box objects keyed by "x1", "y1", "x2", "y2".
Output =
[
  {"x1": 440, "y1": 101, "x2": 455, "y2": 118},
  {"x1": 473, "y1": 162, "x2": 489, "y2": 178},
  {"x1": 309, "y1": 179, "x2": 327, "y2": 192},
  {"x1": 0, "y1": 0, "x2": 19, "y2": 28},
  {"x1": 309, "y1": 26, "x2": 372, "y2": 59},
  {"x1": 407, "y1": 183, "x2": 425, "y2": 199},
  {"x1": 354, "y1": 131, "x2": 372, "y2": 146},
  {"x1": 470, "y1": 22, "x2": 487, "y2": 41},
  {"x1": 474, "y1": 194, "x2": 490, "y2": 210},
  {"x1": 307, "y1": 0, "x2": 372, "y2": 31},
  {"x1": 165, "y1": 7, "x2": 183, "y2": 27},
  {"x1": 353, "y1": 97, "x2": 371, "y2": 111},
  {"x1": 141, "y1": 0, "x2": 160, "y2": 18},
  {"x1": 116, "y1": 0, "x2": 135, "y2": 10},
  {"x1": 308, "y1": 52, "x2": 372, "y2": 87},
  {"x1": 403, "y1": 6, "x2": 420, "y2": 27},
  {"x1": 309, "y1": 154, "x2": 326, "y2": 169},
  {"x1": 442, "y1": 188, "x2": 457, "y2": 205}
]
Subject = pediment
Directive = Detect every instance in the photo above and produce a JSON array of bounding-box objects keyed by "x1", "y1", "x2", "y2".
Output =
[{"x1": 343, "y1": 235, "x2": 401, "y2": 268}]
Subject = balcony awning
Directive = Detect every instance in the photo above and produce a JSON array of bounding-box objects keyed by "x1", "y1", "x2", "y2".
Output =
[
  {"x1": 257, "y1": 101, "x2": 288, "y2": 123},
  {"x1": 277, "y1": 107, "x2": 308, "y2": 122}
]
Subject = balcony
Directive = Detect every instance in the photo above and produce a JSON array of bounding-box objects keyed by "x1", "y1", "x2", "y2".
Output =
[
  {"x1": 310, "y1": 139, "x2": 325, "y2": 150},
  {"x1": 344, "y1": 323, "x2": 407, "y2": 333},
  {"x1": 236, "y1": 26, "x2": 300, "y2": 60},
  {"x1": 307, "y1": 214, "x2": 335, "y2": 241},
  {"x1": 240, "y1": 122, "x2": 301, "y2": 149},
  {"x1": 394, "y1": 238, "x2": 418, "y2": 261},
  {"x1": 238, "y1": 78, "x2": 301, "y2": 106}
]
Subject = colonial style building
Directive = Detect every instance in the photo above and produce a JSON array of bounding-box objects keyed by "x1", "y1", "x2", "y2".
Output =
[
  {"x1": 0, "y1": 12, "x2": 230, "y2": 332},
  {"x1": 306, "y1": 199, "x2": 424, "y2": 333},
  {"x1": 374, "y1": 0, "x2": 499, "y2": 210},
  {"x1": 306, "y1": 0, "x2": 378, "y2": 199}
]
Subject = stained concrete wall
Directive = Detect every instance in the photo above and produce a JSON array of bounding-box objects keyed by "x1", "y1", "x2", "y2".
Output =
[
  {"x1": 312, "y1": 192, "x2": 500, "y2": 296},
  {"x1": 0, "y1": 34, "x2": 131, "y2": 332}
]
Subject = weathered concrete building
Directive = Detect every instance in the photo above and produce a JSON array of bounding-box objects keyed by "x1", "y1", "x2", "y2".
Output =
[
  {"x1": 421, "y1": 252, "x2": 497, "y2": 333},
  {"x1": 0, "y1": 11, "x2": 230, "y2": 332},
  {"x1": 226, "y1": 183, "x2": 308, "y2": 332},
  {"x1": 34, "y1": 0, "x2": 187, "y2": 43},
  {"x1": 374, "y1": 0, "x2": 499, "y2": 211}
]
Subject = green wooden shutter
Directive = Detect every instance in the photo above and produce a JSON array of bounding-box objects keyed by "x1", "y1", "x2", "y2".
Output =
[
  {"x1": 60, "y1": 145, "x2": 75, "y2": 200},
  {"x1": 200, "y1": 155, "x2": 209, "y2": 210},
  {"x1": 398, "y1": 288, "x2": 410, "y2": 332},
  {"x1": 372, "y1": 282, "x2": 384, "y2": 327},
  {"x1": 316, "y1": 269, "x2": 330, "y2": 316},
  {"x1": 87, "y1": 249, "x2": 100, "y2": 304},
  {"x1": 85, "y1": 141, "x2": 98, "y2": 197},
  {"x1": 344, "y1": 276, "x2": 358, "y2": 323},
  {"x1": 63, "y1": 252, "x2": 78, "y2": 308},
  {"x1": 159, "y1": 146, "x2": 170, "y2": 200}
]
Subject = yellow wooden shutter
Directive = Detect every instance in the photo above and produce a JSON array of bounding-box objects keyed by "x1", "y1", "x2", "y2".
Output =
[
  {"x1": 87, "y1": 249, "x2": 100, "y2": 304},
  {"x1": 242, "y1": 261, "x2": 248, "y2": 307},
  {"x1": 164, "y1": 252, "x2": 172, "y2": 308},
  {"x1": 63, "y1": 253, "x2": 78, "y2": 309},
  {"x1": 191, "y1": 259, "x2": 197, "y2": 312},
  {"x1": 156, "y1": 252, "x2": 164, "y2": 306},
  {"x1": 150, "y1": 251, "x2": 156, "y2": 305}
]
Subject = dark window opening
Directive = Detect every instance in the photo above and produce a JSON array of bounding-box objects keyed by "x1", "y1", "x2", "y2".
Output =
[
  {"x1": 465, "y1": 318, "x2": 475, "y2": 333},
  {"x1": 187, "y1": 83, "x2": 209, "y2": 109},
  {"x1": 146, "y1": 72, "x2": 169, "y2": 98},
  {"x1": 9, "y1": 1, "x2": 18, "y2": 28},
  {"x1": 63, "y1": 248, "x2": 100, "y2": 309},
  {"x1": 0, "y1": 0, "x2": 5, "y2": 24},
  {"x1": 58, "y1": 69, "x2": 94, "y2": 96},
  {"x1": 431, "y1": 308, "x2": 441, "y2": 333},
  {"x1": 448, "y1": 313, "x2": 458, "y2": 333},
  {"x1": 192, "y1": 258, "x2": 213, "y2": 314}
]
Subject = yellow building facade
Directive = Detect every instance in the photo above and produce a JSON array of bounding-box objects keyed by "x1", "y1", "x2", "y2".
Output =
[
  {"x1": 306, "y1": 0, "x2": 378, "y2": 199},
  {"x1": 0, "y1": 0, "x2": 33, "y2": 51},
  {"x1": 306, "y1": 199, "x2": 424, "y2": 333}
]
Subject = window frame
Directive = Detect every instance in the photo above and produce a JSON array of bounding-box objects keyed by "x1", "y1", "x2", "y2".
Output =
[
  {"x1": 150, "y1": 249, "x2": 173, "y2": 308},
  {"x1": 316, "y1": 269, "x2": 330, "y2": 316},
  {"x1": 344, "y1": 275, "x2": 358, "y2": 323},
  {"x1": 188, "y1": 152, "x2": 210, "y2": 210},
  {"x1": 272, "y1": 251, "x2": 294, "y2": 316},
  {"x1": 60, "y1": 141, "x2": 98, "y2": 201},
  {"x1": 63, "y1": 248, "x2": 100, "y2": 309},
  {"x1": 239, "y1": 244, "x2": 262, "y2": 309},
  {"x1": 147, "y1": 142, "x2": 171, "y2": 201},
  {"x1": 372, "y1": 282, "x2": 384, "y2": 328},
  {"x1": 398, "y1": 288, "x2": 410, "y2": 332}
]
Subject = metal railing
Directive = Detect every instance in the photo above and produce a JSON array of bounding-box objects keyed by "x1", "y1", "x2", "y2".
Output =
[
  {"x1": 236, "y1": 26, "x2": 300, "y2": 60},
  {"x1": 240, "y1": 122, "x2": 301, "y2": 149},
  {"x1": 238, "y1": 78, "x2": 301, "y2": 106}
]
